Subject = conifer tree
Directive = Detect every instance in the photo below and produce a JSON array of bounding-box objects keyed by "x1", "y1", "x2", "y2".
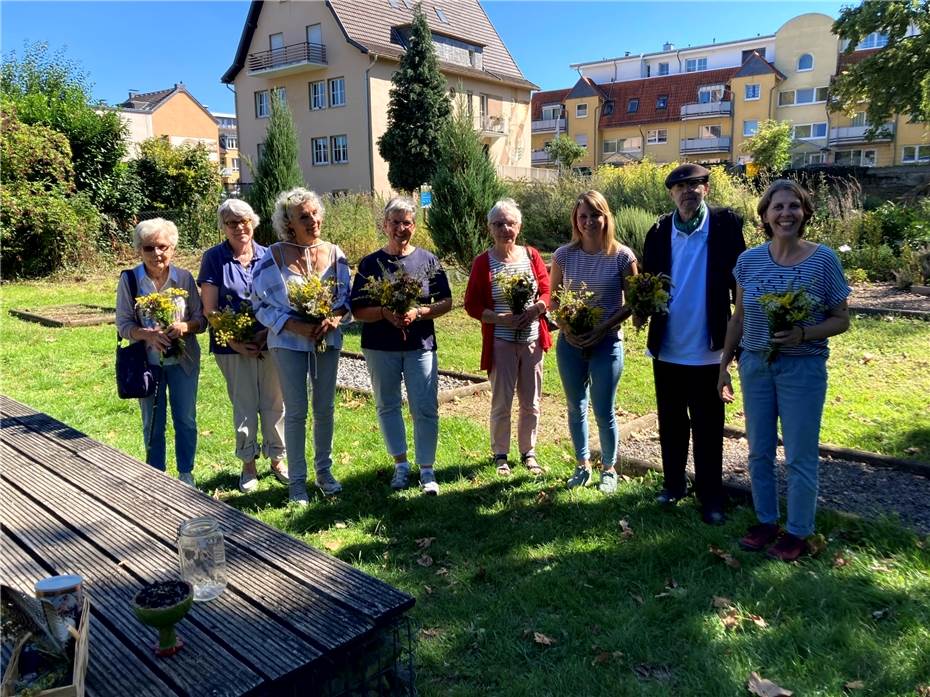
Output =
[
  {"x1": 377, "y1": 3, "x2": 451, "y2": 193},
  {"x1": 428, "y1": 104, "x2": 505, "y2": 269},
  {"x1": 247, "y1": 91, "x2": 303, "y2": 244}
]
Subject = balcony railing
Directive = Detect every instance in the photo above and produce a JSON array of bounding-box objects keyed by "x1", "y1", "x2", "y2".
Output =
[
  {"x1": 680, "y1": 101, "x2": 732, "y2": 119},
  {"x1": 531, "y1": 149, "x2": 554, "y2": 164},
  {"x1": 247, "y1": 41, "x2": 327, "y2": 75},
  {"x1": 531, "y1": 117, "x2": 566, "y2": 133},
  {"x1": 828, "y1": 123, "x2": 894, "y2": 145},
  {"x1": 480, "y1": 115, "x2": 506, "y2": 137},
  {"x1": 680, "y1": 136, "x2": 731, "y2": 153}
]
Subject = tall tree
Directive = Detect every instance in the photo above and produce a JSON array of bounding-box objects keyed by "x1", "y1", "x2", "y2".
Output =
[
  {"x1": 247, "y1": 91, "x2": 304, "y2": 244},
  {"x1": 545, "y1": 134, "x2": 586, "y2": 172},
  {"x1": 740, "y1": 120, "x2": 793, "y2": 174},
  {"x1": 377, "y1": 3, "x2": 451, "y2": 193},
  {"x1": 831, "y1": 0, "x2": 930, "y2": 131},
  {"x1": 428, "y1": 104, "x2": 505, "y2": 269}
]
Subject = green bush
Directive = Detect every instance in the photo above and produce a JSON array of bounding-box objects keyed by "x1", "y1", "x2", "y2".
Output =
[
  {"x1": 595, "y1": 161, "x2": 674, "y2": 215},
  {"x1": 842, "y1": 244, "x2": 898, "y2": 281},
  {"x1": 613, "y1": 206, "x2": 655, "y2": 261},
  {"x1": 845, "y1": 267, "x2": 869, "y2": 285},
  {"x1": 323, "y1": 193, "x2": 383, "y2": 265},
  {"x1": 505, "y1": 172, "x2": 588, "y2": 251}
]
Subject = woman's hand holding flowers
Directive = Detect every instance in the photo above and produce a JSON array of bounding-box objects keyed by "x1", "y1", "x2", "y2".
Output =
[
  {"x1": 228, "y1": 339, "x2": 264, "y2": 358},
  {"x1": 137, "y1": 326, "x2": 172, "y2": 353},
  {"x1": 772, "y1": 325, "x2": 805, "y2": 346}
]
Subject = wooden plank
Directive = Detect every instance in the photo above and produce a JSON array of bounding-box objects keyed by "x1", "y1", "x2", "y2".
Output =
[
  {"x1": 1, "y1": 531, "x2": 177, "y2": 697},
  {"x1": 1, "y1": 485, "x2": 263, "y2": 697},
  {"x1": 0, "y1": 410, "x2": 98, "y2": 453},
  {"x1": 2, "y1": 446, "x2": 369, "y2": 658}
]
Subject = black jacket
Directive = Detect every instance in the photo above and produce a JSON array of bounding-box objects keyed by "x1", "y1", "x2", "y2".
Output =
[{"x1": 641, "y1": 206, "x2": 746, "y2": 359}]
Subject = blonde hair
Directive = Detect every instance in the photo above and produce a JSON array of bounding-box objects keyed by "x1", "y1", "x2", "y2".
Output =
[
  {"x1": 570, "y1": 190, "x2": 619, "y2": 254},
  {"x1": 133, "y1": 217, "x2": 178, "y2": 252}
]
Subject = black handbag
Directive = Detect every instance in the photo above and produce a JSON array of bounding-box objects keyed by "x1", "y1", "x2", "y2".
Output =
[{"x1": 116, "y1": 270, "x2": 159, "y2": 399}]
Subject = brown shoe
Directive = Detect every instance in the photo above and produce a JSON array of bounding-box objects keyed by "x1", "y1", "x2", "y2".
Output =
[
  {"x1": 739, "y1": 523, "x2": 781, "y2": 551},
  {"x1": 766, "y1": 533, "x2": 808, "y2": 562},
  {"x1": 270, "y1": 459, "x2": 289, "y2": 484}
]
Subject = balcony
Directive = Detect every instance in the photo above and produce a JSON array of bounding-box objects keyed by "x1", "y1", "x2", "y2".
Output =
[
  {"x1": 532, "y1": 117, "x2": 566, "y2": 133},
  {"x1": 480, "y1": 115, "x2": 506, "y2": 139},
  {"x1": 531, "y1": 149, "x2": 555, "y2": 165},
  {"x1": 680, "y1": 101, "x2": 732, "y2": 119},
  {"x1": 247, "y1": 41, "x2": 327, "y2": 77},
  {"x1": 680, "y1": 136, "x2": 731, "y2": 154},
  {"x1": 828, "y1": 123, "x2": 894, "y2": 145}
]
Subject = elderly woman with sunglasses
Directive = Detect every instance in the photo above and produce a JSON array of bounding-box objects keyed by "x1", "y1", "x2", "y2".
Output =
[
  {"x1": 198, "y1": 199, "x2": 288, "y2": 494},
  {"x1": 115, "y1": 217, "x2": 205, "y2": 486}
]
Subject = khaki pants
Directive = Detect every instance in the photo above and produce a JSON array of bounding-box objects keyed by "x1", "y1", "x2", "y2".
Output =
[
  {"x1": 489, "y1": 338, "x2": 544, "y2": 456},
  {"x1": 215, "y1": 352, "x2": 285, "y2": 463}
]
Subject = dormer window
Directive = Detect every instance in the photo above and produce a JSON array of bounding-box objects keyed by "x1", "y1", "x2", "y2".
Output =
[
  {"x1": 602, "y1": 101, "x2": 614, "y2": 116},
  {"x1": 627, "y1": 98, "x2": 639, "y2": 113},
  {"x1": 435, "y1": 7, "x2": 448, "y2": 23},
  {"x1": 656, "y1": 95, "x2": 668, "y2": 109},
  {"x1": 797, "y1": 53, "x2": 814, "y2": 71}
]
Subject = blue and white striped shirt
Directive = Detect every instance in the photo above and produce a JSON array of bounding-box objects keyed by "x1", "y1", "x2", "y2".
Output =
[
  {"x1": 553, "y1": 243, "x2": 636, "y2": 339},
  {"x1": 490, "y1": 249, "x2": 539, "y2": 344},
  {"x1": 734, "y1": 242, "x2": 849, "y2": 357}
]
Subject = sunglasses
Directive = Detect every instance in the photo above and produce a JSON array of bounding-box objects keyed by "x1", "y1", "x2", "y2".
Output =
[{"x1": 142, "y1": 244, "x2": 172, "y2": 253}]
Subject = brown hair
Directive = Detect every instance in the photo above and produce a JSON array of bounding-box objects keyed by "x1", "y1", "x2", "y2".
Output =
[
  {"x1": 757, "y1": 179, "x2": 814, "y2": 239},
  {"x1": 570, "y1": 190, "x2": 619, "y2": 254}
]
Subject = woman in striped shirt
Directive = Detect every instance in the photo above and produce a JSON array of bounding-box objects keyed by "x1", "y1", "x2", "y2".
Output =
[
  {"x1": 550, "y1": 190, "x2": 638, "y2": 494},
  {"x1": 719, "y1": 180, "x2": 850, "y2": 562}
]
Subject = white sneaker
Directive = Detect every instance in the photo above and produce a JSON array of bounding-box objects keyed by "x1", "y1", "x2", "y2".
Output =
[
  {"x1": 419, "y1": 468, "x2": 439, "y2": 496},
  {"x1": 315, "y1": 469, "x2": 343, "y2": 496},
  {"x1": 390, "y1": 463, "x2": 410, "y2": 490},
  {"x1": 238, "y1": 471, "x2": 258, "y2": 493},
  {"x1": 178, "y1": 472, "x2": 195, "y2": 487}
]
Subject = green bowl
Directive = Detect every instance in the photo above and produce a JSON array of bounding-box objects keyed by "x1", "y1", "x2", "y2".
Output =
[{"x1": 132, "y1": 580, "x2": 194, "y2": 656}]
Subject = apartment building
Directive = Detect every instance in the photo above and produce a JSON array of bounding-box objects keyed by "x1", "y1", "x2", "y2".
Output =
[
  {"x1": 222, "y1": 0, "x2": 537, "y2": 195},
  {"x1": 213, "y1": 112, "x2": 241, "y2": 188},
  {"x1": 532, "y1": 13, "x2": 929, "y2": 171}
]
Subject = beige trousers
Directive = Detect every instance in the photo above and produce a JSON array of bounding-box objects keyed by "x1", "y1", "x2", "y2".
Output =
[
  {"x1": 489, "y1": 338, "x2": 544, "y2": 456},
  {"x1": 214, "y1": 352, "x2": 285, "y2": 463}
]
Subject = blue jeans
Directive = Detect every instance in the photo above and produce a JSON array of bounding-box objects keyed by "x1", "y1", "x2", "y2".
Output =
[
  {"x1": 556, "y1": 336, "x2": 624, "y2": 467},
  {"x1": 739, "y1": 350, "x2": 827, "y2": 537},
  {"x1": 139, "y1": 363, "x2": 199, "y2": 474},
  {"x1": 271, "y1": 348, "x2": 339, "y2": 497},
  {"x1": 362, "y1": 348, "x2": 439, "y2": 466}
]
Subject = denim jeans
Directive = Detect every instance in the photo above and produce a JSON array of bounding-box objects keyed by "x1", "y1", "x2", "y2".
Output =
[
  {"x1": 556, "y1": 335, "x2": 624, "y2": 467},
  {"x1": 139, "y1": 363, "x2": 199, "y2": 474},
  {"x1": 362, "y1": 348, "x2": 439, "y2": 466},
  {"x1": 271, "y1": 348, "x2": 339, "y2": 497},
  {"x1": 739, "y1": 350, "x2": 827, "y2": 537}
]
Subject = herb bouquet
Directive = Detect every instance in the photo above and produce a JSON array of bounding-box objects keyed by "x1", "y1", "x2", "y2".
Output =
[
  {"x1": 362, "y1": 259, "x2": 437, "y2": 340},
  {"x1": 207, "y1": 299, "x2": 261, "y2": 355},
  {"x1": 626, "y1": 272, "x2": 672, "y2": 331},
  {"x1": 286, "y1": 274, "x2": 337, "y2": 352},
  {"x1": 135, "y1": 288, "x2": 188, "y2": 359},
  {"x1": 757, "y1": 286, "x2": 818, "y2": 363},
  {"x1": 552, "y1": 282, "x2": 602, "y2": 336},
  {"x1": 497, "y1": 269, "x2": 538, "y2": 340}
]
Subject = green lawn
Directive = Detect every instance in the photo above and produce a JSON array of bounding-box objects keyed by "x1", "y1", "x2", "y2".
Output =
[{"x1": 1, "y1": 275, "x2": 928, "y2": 696}]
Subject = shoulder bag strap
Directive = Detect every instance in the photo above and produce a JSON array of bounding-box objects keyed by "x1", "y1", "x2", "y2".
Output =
[{"x1": 118, "y1": 269, "x2": 139, "y2": 345}]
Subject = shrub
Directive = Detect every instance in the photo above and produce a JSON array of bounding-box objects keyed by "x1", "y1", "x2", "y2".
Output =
[
  {"x1": 505, "y1": 173, "x2": 588, "y2": 251},
  {"x1": 595, "y1": 161, "x2": 674, "y2": 215},
  {"x1": 323, "y1": 193, "x2": 383, "y2": 265},
  {"x1": 613, "y1": 206, "x2": 655, "y2": 261},
  {"x1": 845, "y1": 267, "x2": 870, "y2": 285},
  {"x1": 842, "y1": 244, "x2": 898, "y2": 281}
]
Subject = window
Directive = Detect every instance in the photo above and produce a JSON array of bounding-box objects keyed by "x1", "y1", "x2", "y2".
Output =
[
  {"x1": 310, "y1": 81, "x2": 326, "y2": 110},
  {"x1": 698, "y1": 84, "x2": 725, "y2": 104},
  {"x1": 656, "y1": 95, "x2": 668, "y2": 109},
  {"x1": 434, "y1": 7, "x2": 448, "y2": 23},
  {"x1": 256, "y1": 142, "x2": 265, "y2": 161},
  {"x1": 835, "y1": 149, "x2": 876, "y2": 166},
  {"x1": 851, "y1": 112, "x2": 868, "y2": 127},
  {"x1": 778, "y1": 90, "x2": 795, "y2": 106},
  {"x1": 311, "y1": 137, "x2": 329, "y2": 165},
  {"x1": 331, "y1": 135, "x2": 348, "y2": 163},
  {"x1": 329, "y1": 78, "x2": 345, "y2": 107},
  {"x1": 647, "y1": 128, "x2": 668, "y2": 144},
  {"x1": 902, "y1": 145, "x2": 930, "y2": 162},
  {"x1": 741, "y1": 47, "x2": 766, "y2": 62},
  {"x1": 274, "y1": 86, "x2": 287, "y2": 102},
  {"x1": 255, "y1": 90, "x2": 270, "y2": 118},
  {"x1": 270, "y1": 33, "x2": 284, "y2": 52},
  {"x1": 603, "y1": 101, "x2": 614, "y2": 116},
  {"x1": 574, "y1": 134, "x2": 588, "y2": 148},
  {"x1": 575, "y1": 103, "x2": 588, "y2": 118},
  {"x1": 541, "y1": 104, "x2": 561, "y2": 121},
  {"x1": 745, "y1": 83, "x2": 760, "y2": 100},
  {"x1": 622, "y1": 136, "x2": 642, "y2": 151},
  {"x1": 224, "y1": 135, "x2": 238, "y2": 149},
  {"x1": 602, "y1": 140, "x2": 618, "y2": 155},
  {"x1": 657, "y1": 62, "x2": 669, "y2": 76},
  {"x1": 306, "y1": 23, "x2": 322, "y2": 46},
  {"x1": 797, "y1": 53, "x2": 814, "y2": 71},
  {"x1": 779, "y1": 87, "x2": 828, "y2": 106},
  {"x1": 232, "y1": 157, "x2": 240, "y2": 172},
  {"x1": 743, "y1": 120, "x2": 758, "y2": 136},
  {"x1": 685, "y1": 57, "x2": 707, "y2": 73},
  {"x1": 627, "y1": 98, "x2": 639, "y2": 113},
  {"x1": 700, "y1": 124, "x2": 722, "y2": 139},
  {"x1": 793, "y1": 122, "x2": 827, "y2": 139},
  {"x1": 857, "y1": 32, "x2": 888, "y2": 50}
]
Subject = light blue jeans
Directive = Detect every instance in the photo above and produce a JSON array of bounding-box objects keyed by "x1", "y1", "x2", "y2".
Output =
[
  {"x1": 139, "y1": 363, "x2": 199, "y2": 474},
  {"x1": 271, "y1": 348, "x2": 339, "y2": 497},
  {"x1": 362, "y1": 348, "x2": 439, "y2": 467},
  {"x1": 556, "y1": 335, "x2": 624, "y2": 468},
  {"x1": 739, "y1": 350, "x2": 828, "y2": 537}
]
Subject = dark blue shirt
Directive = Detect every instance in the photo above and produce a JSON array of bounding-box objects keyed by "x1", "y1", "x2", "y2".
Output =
[
  {"x1": 350, "y1": 248, "x2": 452, "y2": 352},
  {"x1": 197, "y1": 241, "x2": 268, "y2": 354}
]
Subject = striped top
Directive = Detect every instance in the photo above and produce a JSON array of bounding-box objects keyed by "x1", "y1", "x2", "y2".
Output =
[
  {"x1": 490, "y1": 249, "x2": 539, "y2": 344},
  {"x1": 734, "y1": 242, "x2": 850, "y2": 357}
]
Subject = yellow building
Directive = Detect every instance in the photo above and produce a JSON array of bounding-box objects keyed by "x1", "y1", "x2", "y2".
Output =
[
  {"x1": 213, "y1": 112, "x2": 241, "y2": 189},
  {"x1": 532, "y1": 13, "x2": 929, "y2": 170}
]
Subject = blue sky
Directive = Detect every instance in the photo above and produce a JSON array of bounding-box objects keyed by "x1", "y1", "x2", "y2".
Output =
[{"x1": 1, "y1": 1, "x2": 849, "y2": 113}]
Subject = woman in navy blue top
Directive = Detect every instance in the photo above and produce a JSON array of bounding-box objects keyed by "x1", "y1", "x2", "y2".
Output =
[
  {"x1": 718, "y1": 180, "x2": 850, "y2": 562},
  {"x1": 198, "y1": 199, "x2": 287, "y2": 494}
]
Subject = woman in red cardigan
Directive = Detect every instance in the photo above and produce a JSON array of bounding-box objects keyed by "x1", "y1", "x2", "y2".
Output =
[{"x1": 464, "y1": 199, "x2": 551, "y2": 476}]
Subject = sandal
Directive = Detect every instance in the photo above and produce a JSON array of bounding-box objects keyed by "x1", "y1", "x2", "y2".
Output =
[
  {"x1": 494, "y1": 455, "x2": 511, "y2": 477},
  {"x1": 521, "y1": 454, "x2": 543, "y2": 476}
]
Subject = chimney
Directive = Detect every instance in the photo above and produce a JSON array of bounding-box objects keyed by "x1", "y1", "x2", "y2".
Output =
[
  {"x1": 663, "y1": 42, "x2": 674, "y2": 51},
  {"x1": 624, "y1": 51, "x2": 631, "y2": 57}
]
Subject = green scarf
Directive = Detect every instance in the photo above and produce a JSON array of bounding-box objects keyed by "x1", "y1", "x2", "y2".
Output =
[{"x1": 673, "y1": 201, "x2": 707, "y2": 234}]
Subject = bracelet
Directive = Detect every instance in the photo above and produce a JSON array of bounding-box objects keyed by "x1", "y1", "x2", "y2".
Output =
[{"x1": 800, "y1": 327, "x2": 806, "y2": 342}]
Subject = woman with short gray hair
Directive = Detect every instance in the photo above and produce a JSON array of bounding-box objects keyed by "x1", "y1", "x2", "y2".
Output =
[
  {"x1": 272, "y1": 189, "x2": 325, "y2": 242},
  {"x1": 116, "y1": 217, "x2": 205, "y2": 486},
  {"x1": 198, "y1": 199, "x2": 288, "y2": 494}
]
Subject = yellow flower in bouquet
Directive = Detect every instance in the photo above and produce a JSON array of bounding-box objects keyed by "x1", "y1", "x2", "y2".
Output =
[
  {"x1": 286, "y1": 274, "x2": 337, "y2": 352},
  {"x1": 758, "y1": 285, "x2": 819, "y2": 362},
  {"x1": 207, "y1": 303, "x2": 259, "y2": 348},
  {"x1": 626, "y1": 272, "x2": 672, "y2": 332},
  {"x1": 361, "y1": 259, "x2": 434, "y2": 315},
  {"x1": 496, "y1": 270, "x2": 537, "y2": 314},
  {"x1": 552, "y1": 282, "x2": 603, "y2": 335},
  {"x1": 135, "y1": 288, "x2": 188, "y2": 359}
]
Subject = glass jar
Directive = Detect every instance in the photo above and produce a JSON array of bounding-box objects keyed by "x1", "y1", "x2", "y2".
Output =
[{"x1": 177, "y1": 516, "x2": 227, "y2": 602}]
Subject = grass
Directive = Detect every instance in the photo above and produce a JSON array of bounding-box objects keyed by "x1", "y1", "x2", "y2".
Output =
[{"x1": 2, "y1": 273, "x2": 929, "y2": 696}]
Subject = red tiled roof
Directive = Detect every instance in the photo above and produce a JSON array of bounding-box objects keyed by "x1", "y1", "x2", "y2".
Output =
[
  {"x1": 836, "y1": 48, "x2": 881, "y2": 73},
  {"x1": 531, "y1": 88, "x2": 570, "y2": 120}
]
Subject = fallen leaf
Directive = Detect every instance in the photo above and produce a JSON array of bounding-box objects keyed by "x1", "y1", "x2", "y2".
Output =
[
  {"x1": 334, "y1": 522, "x2": 347, "y2": 529},
  {"x1": 533, "y1": 631, "x2": 556, "y2": 646},
  {"x1": 843, "y1": 680, "x2": 865, "y2": 691},
  {"x1": 719, "y1": 608, "x2": 741, "y2": 630},
  {"x1": 747, "y1": 671, "x2": 793, "y2": 696},
  {"x1": 916, "y1": 685, "x2": 930, "y2": 697},
  {"x1": 323, "y1": 540, "x2": 340, "y2": 551},
  {"x1": 422, "y1": 585, "x2": 433, "y2": 595},
  {"x1": 420, "y1": 627, "x2": 442, "y2": 639},
  {"x1": 434, "y1": 567, "x2": 449, "y2": 576},
  {"x1": 416, "y1": 554, "x2": 433, "y2": 567},
  {"x1": 871, "y1": 608, "x2": 890, "y2": 620},
  {"x1": 535, "y1": 490, "x2": 551, "y2": 505},
  {"x1": 416, "y1": 537, "x2": 436, "y2": 549},
  {"x1": 712, "y1": 596, "x2": 732, "y2": 609},
  {"x1": 860, "y1": 352, "x2": 875, "y2": 364},
  {"x1": 629, "y1": 593, "x2": 644, "y2": 605},
  {"x1": 200, "y1": 430, "x2": 213, "y2": 436},
  {"x1": 591, "y1": 651, "x2": 611, "y2": 666},
  {"x1": 618, "y1": 519, "x2": 634, "y2": 539},
  {"x1": 832, "y1": 555, "x2": 849, "y2": 568},
  {"x1": 868, "y1": 562, "x2": 892, "y2": 573},
  {"x1": 807, "y1": 533, "x2": 828, "y2": 556},
  {"x1": 905, "y1": 446, "x2": 921, "y2": 455},
  {"x1": 709, "y1": 545, "x2": 741, "y2": 569},
  {"x1": 747, "y1": 613, "x2": 768, "y2": 628}
]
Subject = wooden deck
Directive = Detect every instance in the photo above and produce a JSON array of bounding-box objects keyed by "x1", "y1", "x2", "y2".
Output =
[{"x1": 0, "y1": 395, "x2": 415, "y2": 696}]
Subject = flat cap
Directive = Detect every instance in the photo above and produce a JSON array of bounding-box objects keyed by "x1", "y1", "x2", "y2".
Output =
[{"x1": 665, "y1": 163, "x2": 711, "y2": 188}]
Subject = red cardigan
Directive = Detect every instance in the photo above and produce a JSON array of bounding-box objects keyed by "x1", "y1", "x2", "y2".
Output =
[{"x1": 463, "y1": 246, "x2": 552, "y2": 372}]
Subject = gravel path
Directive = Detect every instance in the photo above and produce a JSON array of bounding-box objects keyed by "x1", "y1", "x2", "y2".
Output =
[
  {"x1": 622, "y1": 428, "x2": 930, "y2": 535},
  {"x1": 336, "y1": 354, "x2": 479, "y2": 400},
  {"x1": 847, "y1": 283, "x2": 930, "y2": 312}
]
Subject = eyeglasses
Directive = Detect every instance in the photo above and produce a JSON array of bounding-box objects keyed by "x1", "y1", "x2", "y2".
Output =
[
  {"x1": 142, "y1": 244, "x2": 172, "y2": 253},
  {"x1": 387, "y1": 219, "x2": 414, "y2": 229},
  {"x1": 224, "y1": 219, "x2": 249, "y2": 228}
]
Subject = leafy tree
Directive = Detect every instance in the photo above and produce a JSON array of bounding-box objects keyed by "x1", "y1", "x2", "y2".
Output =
[
  {"x1": 246, "y1": 91, "x2": 304, "y2": 244},
  {"x1": 832, "y1": 0, "x2": 930, "y2": 130},
  {"x1": 377, "y1": 3, "x2": 451, "y2": 192},
  {"x1": 740, "y1": 120, "x2": 793, "y2": 174},
  {"x1": 545, "y1": 134, "x2": 585, "y2": 172},
  {"x1": 428, "y1": 105, "x2": 505, "y2": 269}
]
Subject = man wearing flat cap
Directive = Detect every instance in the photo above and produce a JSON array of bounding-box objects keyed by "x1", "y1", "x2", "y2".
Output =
[{"x1": 641, "y1": 163, "x2": 746, "y2": 525}]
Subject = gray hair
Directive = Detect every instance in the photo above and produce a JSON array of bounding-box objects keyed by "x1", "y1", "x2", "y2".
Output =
[
  {"x1": 217, "y1": 198, "x2": 260, "y2": 231},
  {"x1": 383, "y1": 196, "x2": 417, "y2": 222},
  {"x1": 272, "y1": 188, "x2": 324, "y2": 241},
  {"x1": 487, "y1": 198, "x2": 522, "y2": 226},
  {"x1": 133, "y1": 217, "x2": 178, "y2": 252}
]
